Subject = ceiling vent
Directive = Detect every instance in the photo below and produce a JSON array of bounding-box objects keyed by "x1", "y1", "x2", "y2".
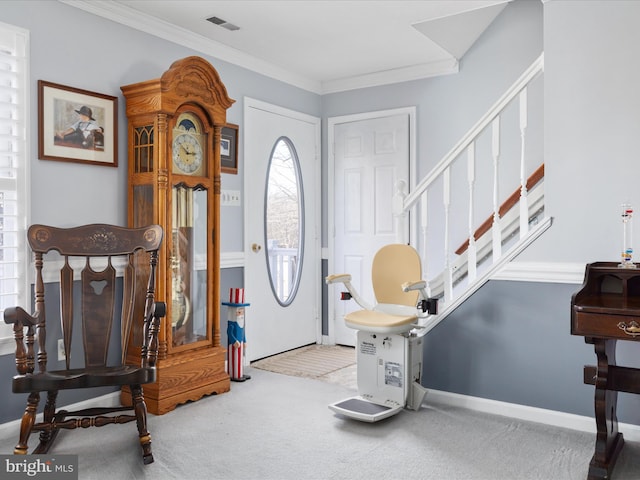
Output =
[{"x1": 206, "y1": 16, "x2": 240, "y2": 31}]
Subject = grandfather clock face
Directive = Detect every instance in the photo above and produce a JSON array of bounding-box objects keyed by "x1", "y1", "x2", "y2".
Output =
[{"x1": 171, "y1": 112, "x2": 206, "y2": 177}]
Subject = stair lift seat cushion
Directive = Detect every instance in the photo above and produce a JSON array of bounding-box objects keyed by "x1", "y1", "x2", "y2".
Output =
[
  {"x1": 372, "y1": 245, "x2": 421, "y2": 307},
  {"x1": 344, "y1": 309, "x2": 418, "y2": 334}
]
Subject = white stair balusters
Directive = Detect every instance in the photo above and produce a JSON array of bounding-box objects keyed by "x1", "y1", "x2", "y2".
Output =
[
  {"x1": 467, "y1": 143, "x2": 477, "y2": 283},
  {"x1": 420, "y1": 194, "x2": 429, "y2": 294},
  {"x1": 389, "y1": 54, "x2": 547, "y2": 331},
  {"x1": 443, "y1": 167, "x2": 453, "y2": 303},
  {"x1": 393, "y1": 179, "x2": 408, "y2": 245},
  {"x1": 492, "y1": 117, "x2": 502, "y2": 263},
  {"x1": 519, "y1": 87, "x2": 529, "y2": 239}
]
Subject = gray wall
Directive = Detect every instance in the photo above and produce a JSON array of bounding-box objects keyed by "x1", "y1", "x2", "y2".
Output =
[{"x1": 524, "y1": 0, "x2": 640, "y2": 264}]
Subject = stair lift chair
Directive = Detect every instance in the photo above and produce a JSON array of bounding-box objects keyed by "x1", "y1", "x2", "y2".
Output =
[{"x1": 326, "y1": 244, "x2": 437, "y2": 422}]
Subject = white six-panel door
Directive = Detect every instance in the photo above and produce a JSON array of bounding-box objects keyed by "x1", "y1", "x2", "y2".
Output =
[{"x1": 329, "y1": 110, "x2": 413, "y2": 346}]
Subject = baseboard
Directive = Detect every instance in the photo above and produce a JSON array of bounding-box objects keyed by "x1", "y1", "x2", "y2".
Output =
[{"x1": 427, "y1": 388, "x2": 640, "y2": 442}]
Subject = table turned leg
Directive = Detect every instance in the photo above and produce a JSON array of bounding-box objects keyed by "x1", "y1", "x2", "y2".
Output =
[{"x1": 588, "y1": 338, "x2": 624, "y2": 480}]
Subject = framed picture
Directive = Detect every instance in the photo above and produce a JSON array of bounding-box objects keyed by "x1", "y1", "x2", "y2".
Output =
[
  {"x1": 220, "y1": 123, "x2": 238, "y2": 174},
  {"x1": 38, "y1": 80, "x2": 118, "y2": 167}
]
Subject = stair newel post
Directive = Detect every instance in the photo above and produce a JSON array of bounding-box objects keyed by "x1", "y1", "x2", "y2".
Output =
[
  {"x1": 491, "y1": 117, "x2": 502, "y2": 263},
  {"x1": 443, "y1": 167, "x2": 453, "y2": 303},
  {"x1": 467, "y1": 143, "x2": 477, "y2": 283},
  {"x1": 519, "y1": 87, "x2": 529, "y2": 239},
  {"x1": 420, "y1": 193, "x2": 429, "y2": 293},
  {"x1": 392, "y1": 180, "x2": 408, "y2": 244}
]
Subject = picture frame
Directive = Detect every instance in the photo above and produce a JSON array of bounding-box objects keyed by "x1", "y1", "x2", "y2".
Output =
[
  {"x1": 38, "y1": 80, "x2": 118, "y2": 167},
  {"x1": 220, "y1": 123, "x2": 239, "y2": 174}
]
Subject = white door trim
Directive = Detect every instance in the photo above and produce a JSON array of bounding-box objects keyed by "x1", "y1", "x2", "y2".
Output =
[
  {"x1": 326, "y1": 106, "x2": 417, "y2": 345},
  {"x1": 243, "y1": 97, "x2": 323, "y2": 355}
]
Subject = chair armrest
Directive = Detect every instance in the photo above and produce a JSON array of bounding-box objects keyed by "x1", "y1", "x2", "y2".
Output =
[
  {"x1": 4, "y1": 306, "x2": 38, "y2": 327},
  {"x1": 325, "y1": 274, "x2": 374, "y2": 311},
  {"x1": 401, "y1": 281, "x2": 438, "y2": 315},
  {"x1": 401, "y1": 280, "x2": 427, "y2": 292},
  {"x1": 4, "y1": 306, "x2": 41, "y2": 375},
  {"x1": 325, "y1": 274, "x2": 352, "y2": 284}
]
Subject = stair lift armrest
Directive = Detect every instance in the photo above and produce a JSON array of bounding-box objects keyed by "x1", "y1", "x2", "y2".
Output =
[
  {"x1": 401, "y1": 280, "x2": 427, "y2": 292},
  {"x1": 326, "y1": 274, "x2": 351, "y2": 284},
  {"x1": 401, "y1": 280, "x2": 438, "y2": 316},
  {"x1": 325, "y1": 274, "x2": 374, "y2": 311}
]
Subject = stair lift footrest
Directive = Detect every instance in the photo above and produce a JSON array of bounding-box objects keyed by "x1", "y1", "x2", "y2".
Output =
[{"x1": 329, "y1": 396, "x2": 403, "y2": 422}]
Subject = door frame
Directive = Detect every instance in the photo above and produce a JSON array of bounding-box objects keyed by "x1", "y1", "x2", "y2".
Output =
[
  {"x1": 243, "y1": 97, "x2": 322, "y2": 358},
  {"x1": 326, "y1": 107, "x2": 417, "y2": 345}
]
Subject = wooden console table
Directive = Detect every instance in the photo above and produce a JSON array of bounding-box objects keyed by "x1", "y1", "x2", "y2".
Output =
[{"x1": 571, "y1": 262, "x2": 640, "y2": 480}]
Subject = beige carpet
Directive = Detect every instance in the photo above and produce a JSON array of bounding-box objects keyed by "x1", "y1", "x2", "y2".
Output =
[{"x1": 251, "y1": 344, "x2": 356, "y2": 386}]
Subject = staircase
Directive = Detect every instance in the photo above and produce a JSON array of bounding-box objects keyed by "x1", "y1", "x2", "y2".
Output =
[{"x1": 393, "y1": 53, "x2": 549, "y2": 334}]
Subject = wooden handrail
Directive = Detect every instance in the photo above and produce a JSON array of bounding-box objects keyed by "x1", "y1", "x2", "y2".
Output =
[{"x1": 454, "y1": 163, "x2": 544, "y2": 255}]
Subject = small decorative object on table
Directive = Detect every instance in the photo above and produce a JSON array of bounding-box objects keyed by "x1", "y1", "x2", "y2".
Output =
[{"x1": 619, "y1": 203, "x2": 636, "y2": 268}]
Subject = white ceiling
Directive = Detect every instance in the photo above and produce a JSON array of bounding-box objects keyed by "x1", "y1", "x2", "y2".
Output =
[{"x1": 65, "y1": 0, "x2": 511, "y2": 94}]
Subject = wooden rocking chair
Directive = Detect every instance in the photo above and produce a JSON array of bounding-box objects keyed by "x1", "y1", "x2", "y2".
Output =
[{"x1": 4, "y1": 224, "x2": 165, "y2": 464}]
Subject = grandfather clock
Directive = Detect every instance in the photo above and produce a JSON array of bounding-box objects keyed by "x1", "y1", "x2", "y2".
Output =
[{"x1": 121, "y1": 56, "x2": 234, "y2": 414}]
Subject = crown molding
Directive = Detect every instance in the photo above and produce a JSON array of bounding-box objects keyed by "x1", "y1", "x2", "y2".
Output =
[
  {"x1": 59, "y1": 0, "x2": 460, "y2": 94},
  {"x1": 321, "y1": 58, "x2": 459, "y2": 94}
]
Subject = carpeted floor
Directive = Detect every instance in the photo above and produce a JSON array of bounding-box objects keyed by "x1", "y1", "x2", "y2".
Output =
[
  {"x1": 3, "y1": 347, "x2": 640, "y2": 479},
  {"x1": 3, "y1": 364, "x2": 640, "y2": 479},
  {"x1": 3, "y1": 366, "x2": 640, "y2": 480},
  {"x1": 251, "y1": 344, "x2": 356, "y2": 386}
]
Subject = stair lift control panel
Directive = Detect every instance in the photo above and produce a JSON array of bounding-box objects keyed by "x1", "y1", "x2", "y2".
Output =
[{"x1": 329, "y1": 330, "x2": 426, "y2": 422}]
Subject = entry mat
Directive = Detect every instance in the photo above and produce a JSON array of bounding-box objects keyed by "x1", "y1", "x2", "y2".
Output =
[{"x1": 251, "y1": 344, "x2": 356, "y2": 384}]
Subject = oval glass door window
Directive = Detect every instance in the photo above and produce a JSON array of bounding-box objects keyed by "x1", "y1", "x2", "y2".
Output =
[{"x1": 264, "y1": 137, "x2": 305, "y2": 306}]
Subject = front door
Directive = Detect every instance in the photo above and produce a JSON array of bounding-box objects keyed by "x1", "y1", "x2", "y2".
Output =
[
  {"x1": 328, "y1": 109, "x2": 414, "y2": 346},
  {"x1": 244, "y1": 98, "x2": 321, "y2": 361}
]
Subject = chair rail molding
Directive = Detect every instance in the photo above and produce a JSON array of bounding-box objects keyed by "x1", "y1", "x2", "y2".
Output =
[{"x1": 492, "y1": 261, "x2": 585, "y2": 284}]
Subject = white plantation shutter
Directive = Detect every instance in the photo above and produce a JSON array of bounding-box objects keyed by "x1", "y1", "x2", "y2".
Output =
[{"x1": 0, "y1": 21, "x2": 29, "y2": 350}]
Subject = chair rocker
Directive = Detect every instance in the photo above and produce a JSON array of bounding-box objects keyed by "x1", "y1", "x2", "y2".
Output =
[
  {"x1": 4, "y1": 224, "x2": 165, "y2": 464},
  {"x1": 326, "y1": 244, "x2": 437, "y2": 422}
]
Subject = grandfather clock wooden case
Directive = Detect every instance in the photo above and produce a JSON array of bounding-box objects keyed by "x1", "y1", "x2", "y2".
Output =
[{"x1": 121, "y1": 56, "x2": 234, "y2": 414}]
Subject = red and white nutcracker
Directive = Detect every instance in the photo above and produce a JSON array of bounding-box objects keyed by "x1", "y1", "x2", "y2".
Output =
[{"x1": 223, "y1": 288, "x2": 251, "y2": 382}]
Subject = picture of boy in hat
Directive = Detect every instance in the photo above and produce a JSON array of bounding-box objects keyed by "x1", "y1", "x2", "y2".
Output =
[{"x1": 55, "y1": 105, "x2": 104, "y2": 149}]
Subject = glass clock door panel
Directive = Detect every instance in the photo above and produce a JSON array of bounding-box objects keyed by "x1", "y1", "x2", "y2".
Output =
[{"x1": 171, "y1": 184, "x2": 208, "y2": 347}]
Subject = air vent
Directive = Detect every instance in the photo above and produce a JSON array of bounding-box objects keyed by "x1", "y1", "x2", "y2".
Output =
[{"x1": 206, "y1": 16, "x2": 240, "y2": 31}]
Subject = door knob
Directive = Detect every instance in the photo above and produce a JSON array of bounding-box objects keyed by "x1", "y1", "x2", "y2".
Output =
[{"x1": 251, "y1": 243, "x2": 262, "y2": 253}]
